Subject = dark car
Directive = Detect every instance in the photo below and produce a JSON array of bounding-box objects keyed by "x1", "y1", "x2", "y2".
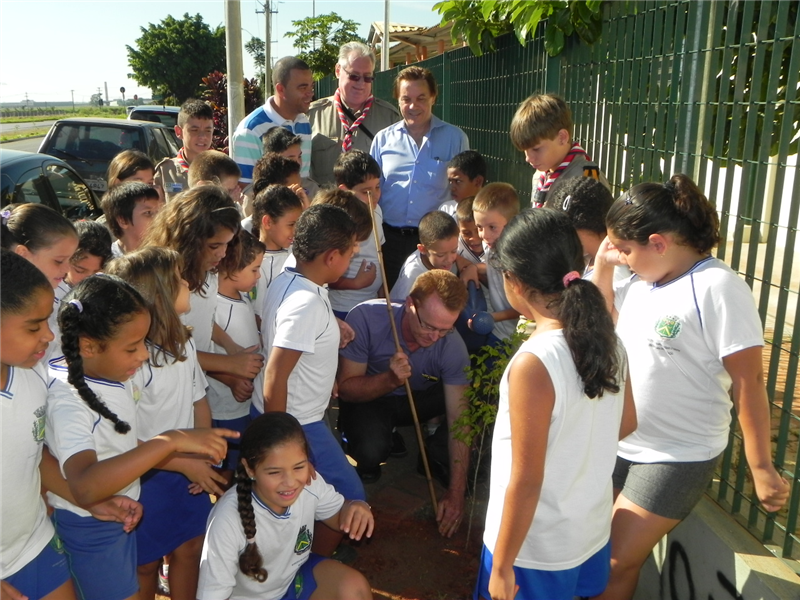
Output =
[
  {"x1": 126, "y1": 105, "x2": 180, "y2": 130},
  {"x1": 0, "y1": 149, "x2": 101, "y2": 220},
  {"x1": 38, "y1": 117, "x2": 179, "y2": 194}
]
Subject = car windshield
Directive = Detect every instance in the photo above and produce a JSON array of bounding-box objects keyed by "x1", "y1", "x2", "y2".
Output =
[
  {"x1": 50, "y1": 124, "x2": 142, "y2": 161},
  {"x1": 129, "y1": 110, "x2": 178, "y2": 129}
]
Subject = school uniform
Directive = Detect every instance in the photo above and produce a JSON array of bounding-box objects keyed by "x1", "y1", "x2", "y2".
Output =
[{"x1": 183, "y1": 272, "x2": 218, "y2": 353}]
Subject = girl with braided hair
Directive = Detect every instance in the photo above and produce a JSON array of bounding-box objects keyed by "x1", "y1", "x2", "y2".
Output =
[
  {"x1": 45, "y1": 274, "x2": 239, "y2": 600},
  {"x1": 198, "y1": 412, "x2": 373, "y2": 600}
]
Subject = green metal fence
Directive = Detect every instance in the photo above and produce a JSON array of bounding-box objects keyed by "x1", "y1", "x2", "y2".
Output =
[{"x1": 316, "y1": 0, "x2": 800, "y2": 564}]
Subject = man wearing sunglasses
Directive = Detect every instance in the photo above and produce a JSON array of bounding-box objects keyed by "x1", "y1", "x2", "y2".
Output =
[
  {"x1": 336, "y1": 270, "x2": 472, "y2": 539},
  {"x1": 308, "y1": 42, "x2": 400, "y2": 185}
]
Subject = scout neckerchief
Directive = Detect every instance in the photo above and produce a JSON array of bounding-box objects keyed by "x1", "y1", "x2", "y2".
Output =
[
  {"x1": 534, "y1": 143, "x2": 590, "y2": 207},
  {"x1": 334, "y1": 88, "x2": 373, "y2": 152}
]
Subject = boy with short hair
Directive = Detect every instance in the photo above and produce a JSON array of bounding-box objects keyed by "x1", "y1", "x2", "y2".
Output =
[
  {"x1": 242, "y1": 154, "x2": 308, "y2": 234},
  {"x1": 187, "y1": 150, "x2": 243, "y2": 205},
  {"x1": 330, "y1": 149, "x2": 384, "y2": 316},
  {"x1": 439, "y1": 150, "x2": 487, "y2": 215},
  {"x1": 262, "y1": 127, "x2": 320, "y2": 200},
  {"x1": 101, "y1": 181, "x2": 162, "y2": 257},
  {"x1": 462, "y1": 182, "x2": 521, "y2": 341},
  {"x1": 454, "y1": 197, "x2": 484, "y2": 265},
  {"x1": 155, "y1": 99, "x2": 215, "y2": 202},
  {"x1": 509, "y1": 93, "x2": 609, "y2": 208},
  {"x1": 261, "y1": 203, "x2": 366, "y2": 552},
  {"x1": 390, "y1": 210, "x2": 460, "y2": 302}
]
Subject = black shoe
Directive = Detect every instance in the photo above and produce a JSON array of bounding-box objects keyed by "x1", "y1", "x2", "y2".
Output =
[
  {"x1": 356, "y1": 465, "x2": 381, "y2": 484},
  {"x1": 389, "y1": 429, "x2": 408, "y2": 458},
  {"x1": 331, "y1": 543, "x2": 359, "y2": 565}
]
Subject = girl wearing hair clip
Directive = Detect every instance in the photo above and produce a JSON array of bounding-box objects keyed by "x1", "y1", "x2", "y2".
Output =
[
  {"x1": 475, "y1": 208, "x2": 635, "y2": 600},
  {"x1": 592, "y1": 174, "x2": 789, "y2": 599}
]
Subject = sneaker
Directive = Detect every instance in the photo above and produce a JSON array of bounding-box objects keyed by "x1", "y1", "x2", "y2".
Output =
[
  {"x1": 158, "y1": 563, "x2": 170, "y2": 597},
  {"x1": 330, "y1": 543, "x2": 359, "y2": 565},
  {"x1": 389, "y1": 429, "x2": 408, "y2": 458}
]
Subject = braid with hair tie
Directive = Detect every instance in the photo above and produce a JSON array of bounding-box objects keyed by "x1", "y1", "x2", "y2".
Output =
[
  {"x1": 235, "y1": 464, "x2": 268, "y2": 582},
  {"x1": 60, "y1": 303, "x2": 131, "y2": 434}
]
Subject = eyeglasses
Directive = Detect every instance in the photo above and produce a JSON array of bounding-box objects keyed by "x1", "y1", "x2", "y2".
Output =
[
  {"x1": 413, "y1": 302, "x2": 454, "y2": 336},
  {"x1": 342, "y1": 67, "x2": 375, "y2": 84}
]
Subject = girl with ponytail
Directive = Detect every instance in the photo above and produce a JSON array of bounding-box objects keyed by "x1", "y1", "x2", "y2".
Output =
[
  {"x1": 198, "y1": 412, "x2": 373, "y2": 600},
  {"x1": 592, "y1": 174, "x2": 789, "y2": 599},
  {"x1": 475, "y1": 208, "x2": 636, "y2": 600},
  {"x1": 45, "y1": 274, "x2": 238, "y2": 600}
]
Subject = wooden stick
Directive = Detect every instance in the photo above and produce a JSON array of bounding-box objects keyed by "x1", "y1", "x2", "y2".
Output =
[{"x1": 367, "y1": 191, "x2": 439, "y2": 515}]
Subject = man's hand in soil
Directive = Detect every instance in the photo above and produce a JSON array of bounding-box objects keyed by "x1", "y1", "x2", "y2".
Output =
[{"x1": 436, "y1": 487, "x2": 465, "y2": 538}]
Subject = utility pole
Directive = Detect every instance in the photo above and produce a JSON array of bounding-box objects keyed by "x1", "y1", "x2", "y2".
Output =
[
  {"x1": 104, "y1": 81, "x2": 109, "y2": 106},
  {"x1": 256, "y1": 0, "x2": 277, "y2": 94},
  {"x1": 225, "y1": 0, "x2": 245, "y2": 140},
  {"x1": 381, "y1": 0, "x2": 390, "y2": 71},
  {"x1": 70, "y1": 90, "x2": 75, "y2": 112}
]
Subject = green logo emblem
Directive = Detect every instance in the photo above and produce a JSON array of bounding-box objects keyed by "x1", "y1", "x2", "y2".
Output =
[
  {"x1": 132, "y1": 382, "x2": 141, "y2": 404},
  {"x1": 32, "y1": 405, "x2": 46, "y2": 443},
  {"x1": 294, "y1": 525, "x2": 312, "y2": 555},
  {"x1": 655, "y1": 315, "x2": 682, "y2": 339},
  {"x1": 50, "y1": 532, "x2": 66, "y2": 554}
]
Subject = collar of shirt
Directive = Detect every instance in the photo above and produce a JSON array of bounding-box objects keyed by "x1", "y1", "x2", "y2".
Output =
[
  {"x1": 263, "y1": 95, "x2": 307, "y2": 126},
  {"x1": 397, "y1": 114, "x2": 446, "y2": 136}
]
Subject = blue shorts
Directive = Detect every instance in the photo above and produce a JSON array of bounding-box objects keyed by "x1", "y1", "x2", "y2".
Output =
[
  {"x1": 279, "y1": 553, "x2": 325, "y2": 600},
  {"x1": 52, "y1": 509, "x2": 138, "y2": 600},
  {"x1": 332, "y1": 309, "x2": 349, "y2": 321},
  {"x1": 136, "y1": 469, "x2": 212, "y2": 565},
  {"x1": 474, "y1": 541, "x2": 611, "y2": 600},
  {"x1": 4, "y1": 534, "x2": 71, "y2": 600},
  {"x1": 303, "y1": 420, "x2": 366, "y2": 501},
  {"x1": 212, "y1": 415, "x2": 251, "y2": 471}
]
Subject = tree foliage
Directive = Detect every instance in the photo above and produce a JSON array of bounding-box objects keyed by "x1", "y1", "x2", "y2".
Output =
[
  {"x1": 284, "y1": 13, "x2": 364, "y2": 80},
  {"x1": 433, "y1": 0, "x2": 603, "y2": 57},
  {"x1": 127, "y1": 13, "x2": 226, "y2": 103},
  {"x1": 201, "y1": 71, "x2": 264, "y2": 154},
  {"x1": 245, "y1": 36, "x2": 267, "y2": 94}
]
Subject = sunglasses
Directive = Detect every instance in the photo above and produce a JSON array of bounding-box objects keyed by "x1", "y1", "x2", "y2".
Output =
[{"x1": 342, "y1": 67, "x2": 375, "y2": 84}]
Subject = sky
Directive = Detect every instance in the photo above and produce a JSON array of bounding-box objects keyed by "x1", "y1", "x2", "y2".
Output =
[{"x1": 0, "y1": 0, "x2": 440, "y2": 105}]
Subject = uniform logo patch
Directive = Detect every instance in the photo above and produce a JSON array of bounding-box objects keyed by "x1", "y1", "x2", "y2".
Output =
[
  {"x1": 294, "y1": 524, "x2": 312, "y2": 555},
  {"x1": 32, "y1": 405, "x2": 46, "y2": 442},
  {"x1": 655, "y1": 315, "x2": 682, "y2": 339},
  {"x1": 132, "y1": 382, "x2": 141, "y2": 404}
]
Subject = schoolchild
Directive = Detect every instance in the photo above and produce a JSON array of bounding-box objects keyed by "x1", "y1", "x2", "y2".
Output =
[
  {"x1": 155, "y1": 99, "x2": 215, "y2": 202},
  {"x1": 454, "y1": 197, "x2": 484, "y2": 264},
  {"x1": 107, "y1": 149, "x2": 156, "y2": 188},
  {"x1": 592, "y1": 174, "x2": 789, "y2": 599},
  {"x1": 197, "y1": 412, "x2": 373, "y2": 600},
  {"x1": 439, "y1": 150, "x2": 487, "y2": 215},
  {"x1": 249, "y1": 184, "x2": 304, "y2": 322},
  {"x1": 242, "y1": 155, "x2": 308, "y2": 233},
  {"x1": 476, "y1": 209, "x2": 636, "y2": 600},
  {"x1": 260, "y1": 204, "x2": 366, "y2": 524},
  {"x1": 45, "y1": 275, "x2": 236, "y2": 600},
  {"x1": 509, "y1": 93, "x2": 609, "y2": 208},
  {"x1": 460, "y1": 183, "x2": 521, "y2": 341},
  {"x1": 312, "y1": 188, "x2": 374, "y2": 320},
  {"x1": 101, "y1": 181, "x2": 162, "y2": 257},
  {"x1": 262, "y1": 126, "x2": 320, "y2": 200},
  {"x1": 142, "y1": 185, "x2": 264, "y2": 393},
  {"x1": 330, "y1": 149, "x2": 384, "y2": 317},
  {"x1": 104, "y1": 247, "x2": 222, "y2": 600},
  {"x1": 187, "y1": 150, "x2": 244, "y2": 206},
  {"x1": 390, "y1": 210, "x2": 460, "y2": 302},
  {"x1": 208, "y1": 230, "x2": 267, "y2": 474}
]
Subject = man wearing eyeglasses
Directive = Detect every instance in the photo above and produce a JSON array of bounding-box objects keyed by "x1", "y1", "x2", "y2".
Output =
[
  {"x1": 336, "y1": 270, "x2": 471, "y2": 539},
  {"x1": 308, "y1": 42, "x2": 400, "y2": 185}
]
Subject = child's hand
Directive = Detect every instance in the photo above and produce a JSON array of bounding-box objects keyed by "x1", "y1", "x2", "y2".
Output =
[
  {"x1": 339, "y1": 499, "x2": 374, "y2": 540},
  {"x1": 337, "y1": 318, "x2": 355, "y2": 348},
  {"x1": 87, "y1": 495, "x2": 143, "y2": 533},
  {"x1": 388, "y1": 351, "x2": 412, "y2": 387},
  {"x1": 352, "y1": 260, "x2": 377, "y2": 289},
  {"x1": 1, "y1": 580, "x2": 28, "y2": 600},
  {"x1": 753, "y1": 466, "x2": 790, "y2": 512},
  {"x1": 162, "y1": 428, "x2": 239, "y2": 465},
  {"x1": 595, "y1": 235, "x2": 625, "y2": 268},
  {"x1": 179, "y1": 458, "x2": 229, "y2": 496},
  {"x1": 288, "y1": 183, "x2": 310, "y2": 209},
  {"x1": 228, "y1": 377, "x2": 255, "y2": 402},
  {"x1": 488, "y1": 565, "x2": 519, "y2": 600},
  {"x1": 227, "y1": 346, "x2": 264, "y2": 379},
  {"x1": 459, "y1": 262, "x2": 479, "y2": 285}
]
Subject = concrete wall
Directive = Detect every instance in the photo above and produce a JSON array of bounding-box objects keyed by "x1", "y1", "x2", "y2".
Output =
[{"x1": 634, "y1": 497, "x2": 800, "y2": 600}]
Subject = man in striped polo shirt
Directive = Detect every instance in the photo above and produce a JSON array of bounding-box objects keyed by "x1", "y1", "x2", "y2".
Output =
[{"x1": 231, "y1": 56, "x2": 314, "y2": 185}]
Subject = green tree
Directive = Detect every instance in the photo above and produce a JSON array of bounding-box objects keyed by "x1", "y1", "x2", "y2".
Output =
[
  {"x1": 284, "y1": 13, "x2": 363, "y2": 80},
  {"x1": 126, "y1": 13, "x2": 226, "y2": 103},
  {"x1": 245, "y1": 36, "x2": 267, "y2": 93},
  {"x1": 433, "y1": 0, "x2": 603, "y2": 57}
]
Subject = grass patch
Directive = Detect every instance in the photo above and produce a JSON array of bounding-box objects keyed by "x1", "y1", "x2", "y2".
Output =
[
  {"x1": 0, "y1": 127, "x2": 50, "y2": 142},
  {"x1": 0, "y1": 107, "x2": 127, "y2": 124}
]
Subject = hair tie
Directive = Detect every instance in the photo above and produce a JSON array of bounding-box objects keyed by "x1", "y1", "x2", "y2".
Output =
[
  {"x1": 246, "y1": 537, "x2": 256, "y2": 544},
  {"x1": 623, "y1": 192, "x2": 635, "y2": 205},
  {"x1": 561, "y1": 194, "x2": 572, "y2": 211},
  {"x1": 69, "y1": 299, "x2": 84, "y2": 313},
  {"x1": 0, "y1": 209, "x2": 10, "y2": 225},
  {"x1": 562, "y1": 271, "x2": 581, "y2": 288},
  {"x1": 663, "y1": 180, "x2": 677, "y2": 195}
]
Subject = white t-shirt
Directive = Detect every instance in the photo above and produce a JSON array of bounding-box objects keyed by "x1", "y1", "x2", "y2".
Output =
[
  {"x1": 137, "y1": 338, "x2": 207, "y2": 440},
  {"x1": 483, "y1": 330, "x2": 626, "y2": 570},
  {"x1": 438, "y1": 199, "x2": 457, "y2": 216},
  {"x1": 45, "y1": 280, "x2": 71, "y2": 362},
  {"x1": 329, "y1": 205, "x2": 385, "y2": 313},
  {"x1": 259, "y1": 269, "x2": 339, "y2": 422},
  {"x1": 390, "y1": 249, "x2": 458, "y2": 302},
  {"x1": 615, "y1": 257, "x2": 764, "y2": 463},
  {"x1": 208, "y1": 293, "x2": 264, "y2": 420},
  {"x1": 46, "y1": 359, "x2": 144, "y2": 516},
  {"x1": 254, "y1": 250, "x2": 290, "y2": 321},
  {"x1": 484, "y1": 248, "x2": 517, "y2": 340},
  {"x1": 457, "y1": 236, "x2": 483, "y2": 265},
  {"x1": 183, "y1": 273, "x2": 219, "y2": 352},
  {"x1": 111, "y1": 239, "x2": 125, "y2": 258},
  {"x1": 198, "y1": 475, "x2": 343, "y2": 600},
  {"x1": 0, "y1": 364, "x2": 55, "y2": 577}
]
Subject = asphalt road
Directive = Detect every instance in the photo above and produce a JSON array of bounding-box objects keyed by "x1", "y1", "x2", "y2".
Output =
[
  {"x1": 0, "y1": 120, "x2": 55, "y2": 134},
  {"x1": 1, "y1": 136, "x2": 44, "y2": 152}
]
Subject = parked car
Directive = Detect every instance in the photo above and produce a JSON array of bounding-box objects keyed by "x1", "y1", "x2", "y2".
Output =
[
  {"x1": 0, "y1": 149, "x2": 101, "y2": 220},
  {"x1": 38, "y1": 117, "x2": 179, "y2": 194},
  {"x1": 126, "y1": 105, "x2": 180, "y2": 130}
]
